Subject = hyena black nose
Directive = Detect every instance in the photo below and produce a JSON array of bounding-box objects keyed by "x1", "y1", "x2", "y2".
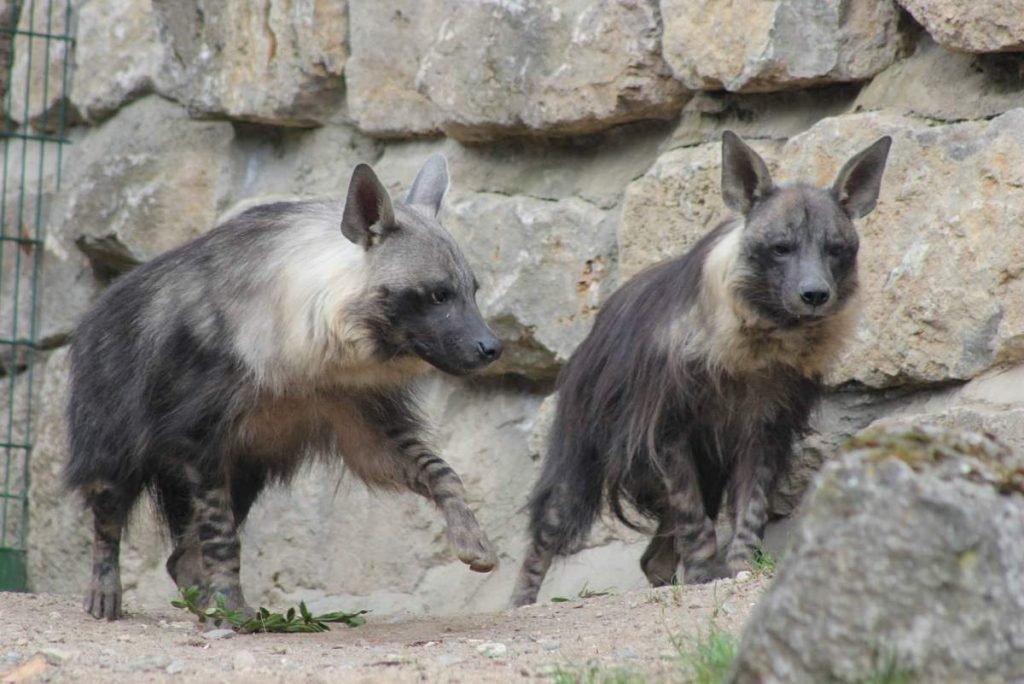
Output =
[
  {"x1": 477, "y1": 337, "x2": 502, "y2": 362},
  {"x1": 800, "y1": 288, "x2": 831, "y2": 307}
]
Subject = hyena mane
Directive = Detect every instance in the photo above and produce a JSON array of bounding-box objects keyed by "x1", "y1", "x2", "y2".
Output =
[
  {"x1": 66, "y1": 155, "x2": 503, "y2": 620},
  {"x1": 512, "y1": 131, "x2": 892, "y2": 607}
]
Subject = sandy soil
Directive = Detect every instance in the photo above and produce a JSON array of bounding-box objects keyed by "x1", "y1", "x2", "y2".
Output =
[{"x1": 0, "y1": 575, "x2": 768, "y2": 683}]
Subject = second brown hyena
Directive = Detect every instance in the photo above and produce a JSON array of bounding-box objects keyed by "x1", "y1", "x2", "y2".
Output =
[{"x1": 511, "y1": 131, "x2": 892, "y2": 607}]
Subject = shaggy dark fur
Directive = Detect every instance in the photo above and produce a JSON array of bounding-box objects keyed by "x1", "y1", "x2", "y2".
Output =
[{"x1": 511, "y1": 132, "x2": 892, "y2": 606}]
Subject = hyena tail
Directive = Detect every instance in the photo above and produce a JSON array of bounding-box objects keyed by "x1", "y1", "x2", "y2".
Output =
[{"x1": 511, "y1": 423, "x2": 604, "y2": 608}]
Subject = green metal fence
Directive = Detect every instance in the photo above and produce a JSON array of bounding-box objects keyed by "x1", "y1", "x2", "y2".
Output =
[{"x1": 0, "y1": 0, "x2": 73, "y2": 590}]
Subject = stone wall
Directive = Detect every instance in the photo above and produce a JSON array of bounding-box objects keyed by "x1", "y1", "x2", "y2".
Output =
[{"x1": 14, "y1": 0, "x2": 1024, "y2": 615}]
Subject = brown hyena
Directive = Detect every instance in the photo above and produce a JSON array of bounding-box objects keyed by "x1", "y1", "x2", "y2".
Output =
[
  {"x1": 65, "y1": 155, "x2": 503, "y2": 619},
  {"x1": 511, "y1": 131, "x2": 892, "y2": 607}
]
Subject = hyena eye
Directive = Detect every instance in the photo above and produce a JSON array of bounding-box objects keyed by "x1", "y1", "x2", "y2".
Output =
[
  {"x1": 826, "y1": 244, "x2": 847, "y2": 258},
  {"x1": 771, "y1": 243, "x2": 795, "y2": 257},
  {"x1": 430, "y1": 288, "x2": 451, "y2": 305}
]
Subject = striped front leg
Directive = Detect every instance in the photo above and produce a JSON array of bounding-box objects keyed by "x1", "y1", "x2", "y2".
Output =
[
  {"x1": 397, "y1": 435, "x2": 497, "y2": 572},
  {"x1": 725, "y1": 462, "x2": 775, "y2": 575}
]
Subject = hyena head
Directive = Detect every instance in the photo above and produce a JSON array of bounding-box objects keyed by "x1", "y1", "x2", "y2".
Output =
[
  {"x1": 340, "y1": 154, "x2": 503, "y2": 375},
  {"x1": 720, "y1": 130, "x2": 892, "y2": 325}
]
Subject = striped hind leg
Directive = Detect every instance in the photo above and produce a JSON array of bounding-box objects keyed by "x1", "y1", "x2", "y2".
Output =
[
  {"x1": 83, "y1": 481, "x2": 129, "y2": 620},
  {"x1": 158, "y1": 462, "x2": 252, "y2": 616},
  {"x1": 660, "y1": 447, "x2": 719, "y2": 584},
  {"x1": 509, "y1": 481, "x2": 574, "y2": 607}
]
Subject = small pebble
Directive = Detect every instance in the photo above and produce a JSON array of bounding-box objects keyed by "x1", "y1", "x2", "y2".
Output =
[
  {"x1": 201, "y1": 629, "x2": 236, "y2": 641},
  {"x1": 539, "y1": 639, "x2": 561, "y2": 652},
  {"x1": 166, "y1": 660, "x2": 186, "y2": 675},
  {"x1": 735, "y1": 570, "x2": 753, "y2": 583},
  {"x1": 476, "y1": 642, "x2": 507, "y2": 658},
  {"x1": 616, "y1": 647, "x2": 639, "y2": 659},
  {"x1": 435, "y1": 654, "x2": 464, "y2": 667},
  {"x1": 2, "y1": 651, "x2": 23, "y2": 665}
]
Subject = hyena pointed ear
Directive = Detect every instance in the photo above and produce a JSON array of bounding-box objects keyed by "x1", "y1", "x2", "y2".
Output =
[
  {"x1": 721, "y1": 130, "x2": 774, "y2": 215},
  {"x1": 342, "y1": 163, "x2": 396, "y2": 249},
  {"x1": 405, "y1": 153, "x2": 450, "y2": 217},
  {"x1": 832, "y1": 136, "x2": 892, "y2": 219}
]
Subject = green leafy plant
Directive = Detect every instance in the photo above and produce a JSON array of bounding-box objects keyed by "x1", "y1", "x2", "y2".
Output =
[
  {"x1": 171, "y1": 585, "x2": 367, "y2": 633},
  {"x1": 752, "y1": 545, "x2": 776, "y2": 576}
]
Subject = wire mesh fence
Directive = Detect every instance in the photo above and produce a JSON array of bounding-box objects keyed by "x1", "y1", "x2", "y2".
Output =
[{"x1": 0, "y1": 0, "x2": 73, "y2": 590}]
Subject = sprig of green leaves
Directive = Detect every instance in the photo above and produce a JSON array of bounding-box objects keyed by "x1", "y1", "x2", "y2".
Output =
[{"x1": 171, "y1": 585, "x2": 368, "y2": 633}]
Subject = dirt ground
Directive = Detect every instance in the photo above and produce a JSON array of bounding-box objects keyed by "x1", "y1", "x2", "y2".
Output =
[{"x1": 0, "y1": 574, "x2": 768, "y2": 683}]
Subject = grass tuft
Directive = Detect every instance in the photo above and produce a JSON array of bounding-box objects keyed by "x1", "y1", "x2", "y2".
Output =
[
  {"x1": 674, "y1": 626, "x2": 739, "y2": 684},
  {"x1": 751, "y1": 545, "x2": 776, "y2": 577}
]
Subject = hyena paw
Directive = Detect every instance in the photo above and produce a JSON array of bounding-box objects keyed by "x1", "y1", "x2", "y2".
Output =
[
  {"x1": 447, "y1": 524, "x2": 497, "y2": 572},
  {"x1": 84, "y1": 577, "x2": 123, "y2": 620},
  {"x1": 443, "y1": 503, "x2": 498, "y2": 572}
]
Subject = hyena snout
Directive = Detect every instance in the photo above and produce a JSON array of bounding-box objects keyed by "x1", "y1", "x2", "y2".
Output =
[
  {"x1": 798, "y1": 277, "x2": 831, "y2": 308},
  {"x1": 454, "y1": 325, "x2": 503, "y2": 372},
  {"x1": 787, "y1": 261, "x2": 837, "y2": 316},
  {"x1": 476, "y1": 332, "x2": 502, "y2": 362},
  {"x1": 418, "y1": 311, "x2": 503, "y2": 375}
]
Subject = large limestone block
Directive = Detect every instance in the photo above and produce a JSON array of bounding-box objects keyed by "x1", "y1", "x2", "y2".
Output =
[
  {"x1": 229, "y1": 123, "x2": 380, "y2": 203},
  {"x1": 734, "y1": 426, "x2": 1024, "y2": 683},
  {"x1": 71, "y1": 0, "x2": 166, "y2": 123},
  {"x1": 152, "y1": 0, "x2": 346, "y2": 126},
  {"x1": 898, "y1": 0, "x2": 1024, "y2": 53},
  {"x1": 48, "y1": 96, "x2": 235, "y2": 271},
  {"x1": 660, "y1": 0, "x2": 903, "y2": 92},
  {"x1": 856, "y1": 36, "x2": 1024, "y2": 123},
  {"x1": 345, "y1": 0, "x2": 445, "y2": 137},
  {"x1": 785, "y1": 110, "x2": 1024, "y2": 387},
  {"x1": 8, "y1": 0, "x2": 75, "y2": 130},
  {"x1": 417, "y1": 0, "x2": 686, "y2": 141},
  {"x1": 374, "y1": 120, "x2": 669, "y2": 211},
  {"x1": 445, "y1": 193, "x2": 616, "y2": 379}
]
